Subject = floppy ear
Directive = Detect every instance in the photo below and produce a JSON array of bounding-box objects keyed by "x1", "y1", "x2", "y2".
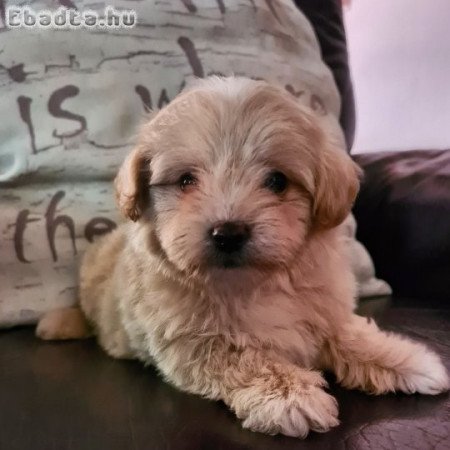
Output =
[
  {"x1": 312, "y1": 142, "x2": 361, "y2": 230},
  {"x1": 114, "y1": 146, "x2": 150, "y2": 221}
]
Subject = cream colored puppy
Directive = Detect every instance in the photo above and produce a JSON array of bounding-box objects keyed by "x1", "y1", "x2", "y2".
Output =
[{"x1": 37, "y1": 77, "x2": 448, "y2": 438}]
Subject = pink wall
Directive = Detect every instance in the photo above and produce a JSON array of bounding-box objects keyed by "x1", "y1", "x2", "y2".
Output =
[{"x1": 344, "y1": 0, "x2": 450, "y2": 153}]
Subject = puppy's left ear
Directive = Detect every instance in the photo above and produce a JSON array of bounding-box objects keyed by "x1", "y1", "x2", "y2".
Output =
[
  {"x1": 114, "y1": 146, "x2": 150, "y2": 222},
  {"x1": 312, "y1": 141, "x2": 361, "y2": 230}
]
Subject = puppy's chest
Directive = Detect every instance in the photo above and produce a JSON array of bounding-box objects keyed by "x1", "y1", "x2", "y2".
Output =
[{"x1": 236, "y1": 294, "x2": 323, "y2": 366}]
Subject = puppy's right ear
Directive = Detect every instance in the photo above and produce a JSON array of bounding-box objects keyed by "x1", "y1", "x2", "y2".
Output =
[
  {"x1": 312, "y1": 141, "x2": 361, "y2": 230},
  {"x1": 114, "y1": 147, "x2": 149, "y2": 221}
]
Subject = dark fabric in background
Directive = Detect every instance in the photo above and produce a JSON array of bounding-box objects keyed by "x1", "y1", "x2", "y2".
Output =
[{"x1": 295, "y1": 0, "x2": 355, "y2": 151}]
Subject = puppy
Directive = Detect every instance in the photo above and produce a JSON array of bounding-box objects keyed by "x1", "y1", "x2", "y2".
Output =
[{"x1": 37, "y1": 77, "x2": 449, "y2": 438}]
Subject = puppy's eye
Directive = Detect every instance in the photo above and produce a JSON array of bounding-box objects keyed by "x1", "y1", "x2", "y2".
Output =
[
  {"x1": 179, "y1": 172, "x2": 197, "y2": 192},
  {"x1": 264, "y1": 171, "x2": 288, "y2": 194}
]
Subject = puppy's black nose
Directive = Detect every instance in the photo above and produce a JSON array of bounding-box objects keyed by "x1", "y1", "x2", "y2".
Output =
[{"x1": 210, "y1": 221, "x2": 251, "y2": 253}]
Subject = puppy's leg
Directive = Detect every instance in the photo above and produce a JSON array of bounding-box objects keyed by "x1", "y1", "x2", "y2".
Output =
[
  {"x1": 323, "y1": 314, "x2": 449, "y2": 395},
  {"x1": 161, "y1": 345, "x2": 339, "y2": 438},
  {"x1": 36, "y1": 307, "x2": 92, "y2": 341}
]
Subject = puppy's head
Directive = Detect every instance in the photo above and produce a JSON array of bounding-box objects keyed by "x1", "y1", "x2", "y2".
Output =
[{"x1": 115, "y1": 77, "x2": 360, "y2": 280}]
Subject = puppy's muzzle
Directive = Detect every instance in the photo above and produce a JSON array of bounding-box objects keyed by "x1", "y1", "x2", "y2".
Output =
[{"x1": 209, "y1": 221, "x2": 251, "y2": 254}]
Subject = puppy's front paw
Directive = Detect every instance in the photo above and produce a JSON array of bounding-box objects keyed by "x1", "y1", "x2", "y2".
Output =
[
  {"x1": 237, "y1": 383, "x2": 339, "y2": 438},
  {"x1": 396, "y1": 347, "x2": 449, "y2": 395}
]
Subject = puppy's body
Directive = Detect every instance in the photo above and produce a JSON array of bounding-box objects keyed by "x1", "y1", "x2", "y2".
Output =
[
  {"x1": 80, "y1": 221, "x2": 352, "y2": 367},
  {"x1": 37, "y1": 77, "x2": 448, "y2": 438}
]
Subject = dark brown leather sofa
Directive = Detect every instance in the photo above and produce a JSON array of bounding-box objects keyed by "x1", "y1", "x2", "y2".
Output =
[{"x1": 1, "y1": 2, "x2": 448, "y2": 449}]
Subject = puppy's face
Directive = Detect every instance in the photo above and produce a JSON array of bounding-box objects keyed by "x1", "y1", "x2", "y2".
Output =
[{"x1": 115, "y1": 78, "x2": 360, "y2": 280}]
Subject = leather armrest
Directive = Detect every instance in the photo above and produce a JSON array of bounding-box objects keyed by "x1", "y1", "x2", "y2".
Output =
[{"x1": 353, "y1": 149, "x2": 450, "y2": 303}]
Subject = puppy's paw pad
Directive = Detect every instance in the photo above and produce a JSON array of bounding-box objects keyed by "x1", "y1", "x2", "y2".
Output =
[{"x1": 241, "y1": 388, "x2": 339, "y2": 438}]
